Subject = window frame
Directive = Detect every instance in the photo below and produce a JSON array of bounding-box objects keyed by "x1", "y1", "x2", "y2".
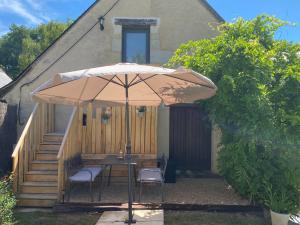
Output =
[{"x1": 122, "y1": 26, "x2": 150, "y2": 64}]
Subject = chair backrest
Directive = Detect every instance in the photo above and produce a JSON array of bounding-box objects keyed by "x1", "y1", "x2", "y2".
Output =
[
  {"x1": 64, "y1": 154, "x2": 83, "y2": 177},
  {"x1": 159, "y1": 154, "x2": 168, "y2": 179}
]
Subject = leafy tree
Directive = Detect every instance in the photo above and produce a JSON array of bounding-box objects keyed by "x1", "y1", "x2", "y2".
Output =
[
  {"x1": 0, "y1": 21, "x2": 71, "y2": 78},
  {"x1": 0, "y1": 25, "x2": 31, "y2": 77},
  {"x1": 168, "y1": 15, "x2": 300, "y2": 213}
]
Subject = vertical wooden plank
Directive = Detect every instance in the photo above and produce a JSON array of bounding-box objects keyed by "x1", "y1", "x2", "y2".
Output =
[
  {"x1": 78, "y1": 106, "x2": 83, "y2": 153},
  {"x1": 115, "y1": 107, "x2": 122, "y2": 154},
  {"x1": 134, "y1": 107, "x2": 141, "y2": 154},
  {"x1": 111, "y1": 107, "x2": 116, "y2": 154},
  {"x1": 121, "y1": 107, "x2": 125, "y2": 153},
  {"x1": 140, "y1": 108, "x2": 146, "y2": 154},
  {"x1": 130, "y1": 106, "x2": 136, "y2": 153},
  {"x1": 41, "y1": 103, "x2": 45, "y2": 137},
  {"x1": 86, "y1": 103, "x2": 93, "y2": 153},
  {"x1": 101, "y1": 117, "x2": 106, "y2": 154},
  {"x1": 95, "y1": 107, "x2": 102, "y2": 154},
  {"x1": 105, "y1": 107, "x2": 112, "y2": 153},
  {"x1": 81, "y1": 105, "x2": 87, "y2": 153},
  {"x1": 92, "y1": 118, "x2": 96, "y2": 154},
  {"x1": 23, "y1": 135, "x2": 28, "y2": 173},
  {"x1": 154, "y1": 107, "x2": 158, "y2": 155},
  {"x1": 145, "y1": 107, "x2": 151, "y2": 154},
  {"x1": 150, "y1": 107, "x2": 157, "y2": 154}
]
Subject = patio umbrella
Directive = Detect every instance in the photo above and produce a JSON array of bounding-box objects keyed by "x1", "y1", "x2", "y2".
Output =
[{"x1": 32, "y1": 63, "x2": 217, "y2": 224}]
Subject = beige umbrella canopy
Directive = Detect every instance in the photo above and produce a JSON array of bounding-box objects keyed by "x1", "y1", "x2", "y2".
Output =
[
  {"x1": 32, "y1": 63, "x2": 217, "y2": 224},
  {"x1": 33, "y1": 63, "x2": 217, "y2": 106}
]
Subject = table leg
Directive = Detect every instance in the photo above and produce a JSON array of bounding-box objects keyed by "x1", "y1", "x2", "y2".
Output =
[
  {"x1": 131, "y1": 164, "x2": 136, "y2": 202},
  {"x1": 133, "y1": 164, "x2": 137, "y2": 187},
  {"x1": 108, "y1": 164, "x2": 112, "y2": 186}
]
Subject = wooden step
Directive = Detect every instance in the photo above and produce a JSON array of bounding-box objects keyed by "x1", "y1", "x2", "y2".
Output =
[
  {"x1": 43, "y1": 133, "x2": 64, "y2": 143},
  {"x1": 31, "y1": 160, "x2": 58, "y2": 170},
  {"x1": 40, "y1": 144, "x2": 60, "y2": 151},
  {"x1": 25, "y1": 170, "x2": 58, "y2": 182},
  {"x1": 20, "y1": 181, "x2": 57, "y2": 194},
  {"x1": 17, "y1": 193, "x2": 57, "y2": 207},
  {"x1": 36, "y1": 151, "x2": 57, "y2": 160}
]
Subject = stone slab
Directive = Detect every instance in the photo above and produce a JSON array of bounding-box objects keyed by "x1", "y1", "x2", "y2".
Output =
[{"x1": 96, "y1": 210, "x2": 163, "y2": 225}]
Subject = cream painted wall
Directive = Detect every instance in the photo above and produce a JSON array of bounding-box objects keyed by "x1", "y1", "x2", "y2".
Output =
[
  {"x1": 3, "y1": 0, "x2": 221, "y2": 168},
  {"x1": 157, "y1": 105, "x2": 170, "y2": 158}
]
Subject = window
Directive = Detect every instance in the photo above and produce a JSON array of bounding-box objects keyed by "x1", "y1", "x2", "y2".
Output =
[{"x1": 122, "y1": 27, "x2": 150, "y2": 64}]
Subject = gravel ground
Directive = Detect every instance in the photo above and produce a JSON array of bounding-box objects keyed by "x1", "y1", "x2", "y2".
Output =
[{"x1": 69, "y1": 178, "x2": 249, "y2": 205}]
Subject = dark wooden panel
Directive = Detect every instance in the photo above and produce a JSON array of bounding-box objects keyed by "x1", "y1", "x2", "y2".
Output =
[{"x1": 169, "y1": 104, "x2": 211, "y2": 170}]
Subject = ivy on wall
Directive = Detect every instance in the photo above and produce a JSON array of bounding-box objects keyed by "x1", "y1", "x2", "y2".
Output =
[{"x1": 168, "y1": 15, "x2": 300, "y2": 213}]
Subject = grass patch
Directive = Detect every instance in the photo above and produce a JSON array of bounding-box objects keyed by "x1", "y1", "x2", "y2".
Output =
[
  {"x1": 14, "y1": 211, "x2": 100, "y2": 225},
  {"x1": 164, "y1": 211, "x2": 265, "y2": 225}
]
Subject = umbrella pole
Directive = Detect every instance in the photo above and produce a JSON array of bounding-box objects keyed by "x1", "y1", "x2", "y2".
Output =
[{"x1": 125, "y1": 74, "x2": 135, "y2": 224}]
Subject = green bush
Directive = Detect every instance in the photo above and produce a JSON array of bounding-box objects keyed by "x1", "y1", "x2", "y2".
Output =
[
  {"x1": 168, "y1": 15, "x2": 300, "y2": 213},
  {"x1": 0, "y1": 175, "x2": 16, "y2": 225}
]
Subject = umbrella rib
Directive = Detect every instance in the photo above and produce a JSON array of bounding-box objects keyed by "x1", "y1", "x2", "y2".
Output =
[
  {"x1": 128, "y1": 74, "x2": 139, "y2": 86},
  {"x1": 77, "y1": 77, "x2": 89, "y2": 101},
  {"x1": 96, "y1": 75, "x2": 124, "y2": 87},
  {"x1": 115, "y1": 75, "x2": 126, "y2": 86},
  {"x1": 35, "y1": 77, "x2": 84, "y2": 93},
  {"x1": 129, "y1": 74, "x2": 159, "y2": 87},
  {"x1": 92, "y1": 75, "x2": 118, "y2": 101},
  {"x1": 136, "y1": 74, "x2": 164, "y2": 103}
]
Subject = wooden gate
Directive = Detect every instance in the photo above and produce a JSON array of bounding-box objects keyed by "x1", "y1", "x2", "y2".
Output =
[{"x1": 169, "y1": 104, "x2": 211, "y2": 170}]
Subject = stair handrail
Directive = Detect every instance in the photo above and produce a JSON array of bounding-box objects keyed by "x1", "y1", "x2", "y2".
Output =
[
  {"x1": 57, "y1": 106, "x2": 79, "y2": 201},
  {"x1": 57, "y1": 107, "x2": 78, "y2": 159},
  {"x1": 12, "y1": 103, "x2": 41, "y2": 193},
  {"x1": 12, "y1": 103, "x2": 39, "y2": 158}
]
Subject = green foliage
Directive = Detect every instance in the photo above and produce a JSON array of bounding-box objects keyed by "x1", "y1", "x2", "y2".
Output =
[
  {"x1": 168, "y1": 15, "x2": 300, "y2": 213},
  {"x1": 0, "y1": 175, "x2": 16, "y2": 225},
  {"x1": 0, "y1": 21, "x2": 71, "y2": 78}
]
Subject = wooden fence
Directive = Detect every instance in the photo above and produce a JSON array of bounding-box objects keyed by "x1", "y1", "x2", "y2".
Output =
[{"x1": 79, "y1": 104, "x2": 158, "y2": 157}]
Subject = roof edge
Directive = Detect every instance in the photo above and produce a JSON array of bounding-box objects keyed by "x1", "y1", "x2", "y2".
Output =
[
  {"x1": 0, "y1": 0, "x2": 100, "y2": 98},
  {"x1": 199, "y1": 0, "x2": 225, "y2": 23}
]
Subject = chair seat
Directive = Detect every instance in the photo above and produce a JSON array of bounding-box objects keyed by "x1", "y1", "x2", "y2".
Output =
[
  {"x1": 138, "y1": 168, "x2": 163, "y2": 182},
  {"x1": 69, "y1": 167, "x2": 102, "y2": 182}
]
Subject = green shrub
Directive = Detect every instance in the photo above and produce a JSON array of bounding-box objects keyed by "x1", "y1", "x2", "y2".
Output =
[
  {"x1": 168, "y1": 15, "x2": 300, "y2": 213},
  {"x1": 0, "y1": 175, "x2": 16, "y2": 225}
]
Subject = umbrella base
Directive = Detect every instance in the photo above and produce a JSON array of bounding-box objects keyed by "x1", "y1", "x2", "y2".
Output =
[{"x1": 124, "y1": 218, "x2": 137, "y2": 224}]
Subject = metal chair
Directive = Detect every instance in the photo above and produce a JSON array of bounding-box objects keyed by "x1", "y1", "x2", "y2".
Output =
[
  {"x1": 137, "y1": 154, "x2": 168, "y2": 202},
  {"x1": 65, "y1": 155, "x2": 104, "y2": 202}
]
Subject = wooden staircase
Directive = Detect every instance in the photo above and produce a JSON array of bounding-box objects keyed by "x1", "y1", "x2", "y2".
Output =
[
  {"x1": 17, "y1": 133, "x2": 63, "y2": 207},
  {"x1": 12, "y1": 103, "x2": 81, "y2": 207}
]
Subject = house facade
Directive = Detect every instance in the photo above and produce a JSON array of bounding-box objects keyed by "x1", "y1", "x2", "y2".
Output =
[{"x1": 0, "y1": 0, "x2": 223, "y2": 204}]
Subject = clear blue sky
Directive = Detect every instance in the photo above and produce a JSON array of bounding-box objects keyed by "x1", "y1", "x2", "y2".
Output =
[{"x1": 0, "y1": 0, "x2": 299, "y2": 42}]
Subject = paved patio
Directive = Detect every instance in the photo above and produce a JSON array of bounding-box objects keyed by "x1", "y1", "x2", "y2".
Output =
[
  {"x1": 68, "y1": 178, "x2": 250, "y2": 205},
  {"x1": 96, "y1": 210, "x2": 163, "y2": 225}
]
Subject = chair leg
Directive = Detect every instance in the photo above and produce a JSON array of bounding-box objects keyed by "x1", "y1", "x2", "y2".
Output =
[
  {"x1": 108, "y1": 165, "x2": 112, "y2": 186},
  {"x1": 161, "y1": 182, "x2": 164, "y2": 202},
  {"x1": 139, "y1": 181, "x2": 142, "y2": 202},
  {"x1": 90, "y1": 181, "x2": 93, "y2": 202},
  {"x1": 133, "y1": 165, "x2": 137, "y2": 187},
  {"x1": 131, "y1": 165, "x2": 135, "y2": 202},
  {"x1": 98, "y1": 172, "x2": 103, "y2": 201},
  {"x1": 68, "y1": 181, "x2": 72, "y2": 202}
]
